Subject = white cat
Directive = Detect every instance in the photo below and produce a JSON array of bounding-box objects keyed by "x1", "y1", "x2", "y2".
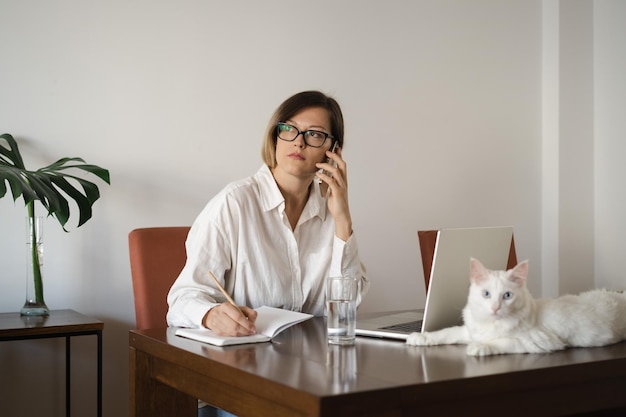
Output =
[{"x1": 406, "y1": 258, "x2": 626, "y2": 356}]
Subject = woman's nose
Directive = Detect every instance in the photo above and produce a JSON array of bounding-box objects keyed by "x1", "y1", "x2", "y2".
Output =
[{"x1": 293, "y1": 132, "x2": 306, "y2": 147}]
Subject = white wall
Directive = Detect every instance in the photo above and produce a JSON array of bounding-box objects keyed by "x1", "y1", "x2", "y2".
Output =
[
  {"x1": 0, "y1": 1, "x2": 622, "y2": 416},
  {"x1": 542, "y1": 0, "x2": 626, "y2": 295},
  {"x1": 542, "y1": 0, "x2": 596, "y2": 296},
  {"x1": 594, "y1": 0, "x2": 626, "y2": 291}
]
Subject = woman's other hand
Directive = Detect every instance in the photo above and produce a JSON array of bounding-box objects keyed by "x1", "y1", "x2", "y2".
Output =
[{"x1": 203, "y1": 303, "x2": 258, "y2": 336}]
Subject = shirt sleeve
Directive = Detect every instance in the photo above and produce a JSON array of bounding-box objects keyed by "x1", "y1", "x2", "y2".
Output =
[
  {"x1": 166, "y1": 209, "x2": 232, "y2": 328},
  {"x1": 331, "y1": 233, "x2": 370, "y2": 306}
]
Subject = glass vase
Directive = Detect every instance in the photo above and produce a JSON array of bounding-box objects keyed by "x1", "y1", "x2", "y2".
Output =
[{"x1": 20, "y1": 216, "x2": 49, "y2": 316}]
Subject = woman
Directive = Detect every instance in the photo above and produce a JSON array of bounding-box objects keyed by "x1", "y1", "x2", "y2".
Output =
[{"x1": 167, "y1": 91, "x2": 369, "y2": 415}]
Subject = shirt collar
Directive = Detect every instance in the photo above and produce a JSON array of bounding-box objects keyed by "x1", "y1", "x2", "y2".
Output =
[{"x1": 256, "y1": 165, "x2": 328, "y2": 221}]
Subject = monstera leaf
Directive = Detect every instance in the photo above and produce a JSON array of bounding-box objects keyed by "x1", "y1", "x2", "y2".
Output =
[{"x1": 0, "y1": 133, "x2": 110, "y2": 230}]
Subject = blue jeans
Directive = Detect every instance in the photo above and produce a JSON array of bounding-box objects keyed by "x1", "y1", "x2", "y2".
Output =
[{"x1": 198, "y1": 404, "x2": 237, "y2": 417}]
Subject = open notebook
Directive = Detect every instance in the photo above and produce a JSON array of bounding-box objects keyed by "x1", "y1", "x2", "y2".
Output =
[
  {"x1": 355, "y1": 226, "x2": 516, "y2": 340},
  {"x1": 176, "y1": 306, "x2": 312, "y2": 346}
]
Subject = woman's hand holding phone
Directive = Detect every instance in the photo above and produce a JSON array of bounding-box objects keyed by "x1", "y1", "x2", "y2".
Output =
[
  {"x1": 315, "y1": 142, "x2": 338, "y2": 184},
  {"x1": 315, "y1": 145, "x2": 353, "y2": 241}
]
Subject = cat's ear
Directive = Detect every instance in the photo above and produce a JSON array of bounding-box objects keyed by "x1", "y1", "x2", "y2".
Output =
[
  {"x1": 508, "y1": 260, "x2": 529, "y2": 287},
  {"x1": 469, "y1": 257, "x2": 489, "y2": 284}
]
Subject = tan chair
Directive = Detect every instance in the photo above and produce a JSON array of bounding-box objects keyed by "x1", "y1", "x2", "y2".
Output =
[{"x1": 128, "y1": 226, "x2": 190, "y2": 329}]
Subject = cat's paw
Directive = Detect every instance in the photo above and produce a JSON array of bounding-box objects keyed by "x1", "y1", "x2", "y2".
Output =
[
  {"x1": 466, "y1": 342, "x2": 497, "y2": 357},
  {"x1": 406, "y1": 332, "x2": 430, "y2": 346}
]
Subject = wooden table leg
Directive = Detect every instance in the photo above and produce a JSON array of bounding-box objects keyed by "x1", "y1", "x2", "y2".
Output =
[
  {"x1": 129, "y1": 347, "x2": 197, "y2": 417},
  {"x1": 66, "y1": 336, "x2": 71, "y2": 417},
  {"x1": 97, "y1": 330, "x2": 102, "y2": 417}
]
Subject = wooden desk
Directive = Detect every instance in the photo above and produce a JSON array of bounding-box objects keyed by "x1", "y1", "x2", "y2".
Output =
[
  {"x1": 130, "y1": 316, "x2": 626, "y2": 417},
  {"x1": 0, "y1": 309, "x2": 103, "y2": 417}
]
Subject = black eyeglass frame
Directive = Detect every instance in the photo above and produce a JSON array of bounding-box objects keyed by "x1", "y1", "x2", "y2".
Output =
[{"x1": 275, "y1": 122, "x2": 335, "y2": 148}]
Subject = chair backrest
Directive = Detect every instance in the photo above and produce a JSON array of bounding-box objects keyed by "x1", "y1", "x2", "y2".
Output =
[{"x1": 128, "y1": 226, "x2": 190, "y2": 329}]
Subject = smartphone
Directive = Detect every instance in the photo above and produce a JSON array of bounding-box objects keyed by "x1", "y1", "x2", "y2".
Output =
[{"x1": 316, "y1": 142, "x2": 338, "y2": 184}]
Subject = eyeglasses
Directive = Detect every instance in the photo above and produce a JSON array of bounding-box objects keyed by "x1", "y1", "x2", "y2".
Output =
[{"x1": 276, "y1": 122, "x2": 334, "y2": 148}]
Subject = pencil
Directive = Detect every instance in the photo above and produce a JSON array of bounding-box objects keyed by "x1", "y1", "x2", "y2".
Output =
[{"x1": 207, "y1": 271, "x2": 245, "y2": 317}]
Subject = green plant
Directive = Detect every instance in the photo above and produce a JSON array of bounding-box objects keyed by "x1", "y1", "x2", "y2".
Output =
[{"x1": 0, "y1": 133, "x2": 110, "y2": 313}]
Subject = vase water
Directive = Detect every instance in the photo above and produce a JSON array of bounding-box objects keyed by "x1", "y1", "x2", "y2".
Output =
[{"x1": 20, "y1": 216, "x2": 49, "y2": 316}]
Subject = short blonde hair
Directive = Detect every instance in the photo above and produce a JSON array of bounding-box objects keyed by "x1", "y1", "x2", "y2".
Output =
[{"x1": 261, "y1": 91, "x2": 344, "y2": 168}]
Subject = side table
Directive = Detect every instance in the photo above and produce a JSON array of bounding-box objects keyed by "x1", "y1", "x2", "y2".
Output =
[{"x1": 0, "y1": 309, "x2": 103, "y2": 417}]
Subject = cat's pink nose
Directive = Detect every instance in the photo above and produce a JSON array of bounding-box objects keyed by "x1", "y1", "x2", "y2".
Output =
[{"x1": 491, "y1": 304, "x2": 501, "y2": 314}]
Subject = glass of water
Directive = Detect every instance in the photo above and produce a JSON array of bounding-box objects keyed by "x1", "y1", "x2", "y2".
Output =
[{"x1": 326, "y1": 275, "x2": 358, "y2": 345}]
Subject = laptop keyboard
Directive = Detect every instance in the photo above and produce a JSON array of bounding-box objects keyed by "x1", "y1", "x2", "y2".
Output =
[{"x1": 381, "y1": 320, "x2": 423, "y2": 333}]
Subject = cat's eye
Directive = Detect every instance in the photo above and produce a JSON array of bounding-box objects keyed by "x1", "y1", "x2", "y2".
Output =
[
  {"x1": 482, "y1": 290, "x2": 490, "y2": 298},
  {"x1": 502, "y1": 291, "x2": 513, "y2": 300}
]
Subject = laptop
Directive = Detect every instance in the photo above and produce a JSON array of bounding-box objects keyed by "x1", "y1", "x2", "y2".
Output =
[{"x1": 355, "y1": 226, "x2": 514, "y2": 340}]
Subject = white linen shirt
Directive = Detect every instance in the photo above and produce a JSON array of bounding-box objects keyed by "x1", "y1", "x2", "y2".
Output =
[{"x1": 167, "y1": 165, "x2": 369, "y2": 329}]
